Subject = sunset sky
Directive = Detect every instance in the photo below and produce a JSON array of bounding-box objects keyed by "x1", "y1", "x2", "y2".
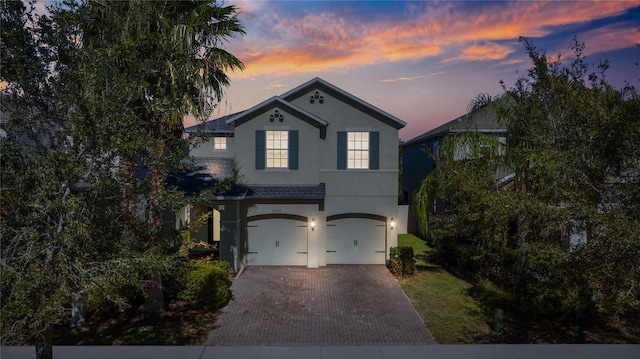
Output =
[{"x1": 210, "y1": 0, "x2": 639, "y2": 141}]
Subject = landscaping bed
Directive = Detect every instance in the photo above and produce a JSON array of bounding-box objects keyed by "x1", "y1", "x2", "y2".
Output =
[
  {"x1": 53, "y1": 257, "x2": 230, "y2": 345},
  {"x1": 53, "y1": 300, "x2": 217, "y2": 345}
]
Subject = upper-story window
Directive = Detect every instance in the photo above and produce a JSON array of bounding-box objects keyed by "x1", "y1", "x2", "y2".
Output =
[
  {"x1": 255, "y1": 130, "x2": 299, "y2": 170},
  {"x1": 214, "y1": 137, "x2": 227, "y2": 150},
  {"x1": 347, "y1": 132, "x2": 369, "y2": 169},
  {"x1": 266, "y1": 130, "x2": 288, "y2": 168},
  {"x1": 337, "y1": 131, "x2": 379, "y2": 170}
]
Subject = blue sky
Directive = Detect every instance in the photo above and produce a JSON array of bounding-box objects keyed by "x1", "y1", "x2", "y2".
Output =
[{"x1": 208, "y1": 0, "x2": 639, "y2": 141}]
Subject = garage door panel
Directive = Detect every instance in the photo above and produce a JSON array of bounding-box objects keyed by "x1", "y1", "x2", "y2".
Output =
[
  {"x1": 326, "y1": 218, "x2": 385, "y2": 265},
  {"x1": 247, "y1": 219, "x2": 307, "y2": 266}
]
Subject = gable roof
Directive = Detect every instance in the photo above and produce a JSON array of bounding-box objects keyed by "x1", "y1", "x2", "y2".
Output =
[
  {"x1": 402, "y1": 107, "x2": 505, "y2": 147},
  {"x1": 184, "y1": 113, "x2": 238, "y2": 133},
  {"x1": 227, "y1": 96, "x2": 328, "y2": 129},
  {"x1": 281, "y1": 77, "x2": 406, "y2": 129},
  {"x1": 190, "y1": 77, "x2": 406, "y2": 134}
]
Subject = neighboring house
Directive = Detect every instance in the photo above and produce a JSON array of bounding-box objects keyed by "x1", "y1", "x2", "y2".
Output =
[
  {"x1": 181, "y1": 77, "x2": 406, "y2": 272},
  {"x1": 400, "y1": 108, "x2": 506, "y2": 233}
]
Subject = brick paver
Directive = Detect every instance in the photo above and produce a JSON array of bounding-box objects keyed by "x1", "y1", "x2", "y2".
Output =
[{"x1": 204, "y1": 265, "x2": 436, "y2": 346}]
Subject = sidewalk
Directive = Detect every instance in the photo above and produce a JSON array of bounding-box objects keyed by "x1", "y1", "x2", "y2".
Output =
[{"x1": 2, "y1": 345, "x2": 640, "y2": 359}]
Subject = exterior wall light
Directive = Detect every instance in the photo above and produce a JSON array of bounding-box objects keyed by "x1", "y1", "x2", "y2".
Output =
[
  {"x1": 389, "y1": 218, "x2": 396, "y2": 230},
  {"x1": 310, "y1": 218, "x2": 316, "y2": 231}
]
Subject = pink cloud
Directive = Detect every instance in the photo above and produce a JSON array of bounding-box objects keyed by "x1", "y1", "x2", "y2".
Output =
[
  {"x1": 444, "y1": 42, "x2": 516, "y2": 62},
  {"x1": 227, "y1": 1, "x2": 636, "y2": 77}
]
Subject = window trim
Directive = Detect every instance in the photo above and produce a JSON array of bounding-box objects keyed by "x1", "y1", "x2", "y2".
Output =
[
  {"x1": 347, "y1": 131, "x2": 370, "y2": 169},
  {"x1": 213, "y1": 136, "x2": 227, "y2": 150},
  {"x1": 256, "y1": 130, "x2": 298, "y2": 170},
  {"x1": 265, "y1": 130, "x2": 289, "y2": 169},
  {"x1": 337, "y1": 131, "x2": 379, "y2": 170}
]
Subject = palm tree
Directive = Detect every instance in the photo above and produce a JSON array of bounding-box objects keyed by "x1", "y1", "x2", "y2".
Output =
[{"x1": 74, "y1": 0, "x2": 245, "y2": 317}]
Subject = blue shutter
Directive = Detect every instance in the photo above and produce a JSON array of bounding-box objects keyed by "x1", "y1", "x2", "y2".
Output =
[
  {"x1": 369, "y1": 132, "x2": 379, "y2": 170},
  {"x1": 255, "y1": 130, "x2": 265, "y2": 169},
  {"x1": 337, "y1": 131, "x2": 347, "y2": 170},
  {"x1": 288, "y1": 130, "x2": 298, "y2": 170}
]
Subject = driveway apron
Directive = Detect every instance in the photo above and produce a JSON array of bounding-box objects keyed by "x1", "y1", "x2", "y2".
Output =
[{"x1": 204, "y1": 265, "x2": 436, "y2": 346}]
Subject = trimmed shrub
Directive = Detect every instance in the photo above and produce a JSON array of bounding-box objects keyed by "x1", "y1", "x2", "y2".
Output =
[
  {"x1": 388, "y1": 246, "x2": 416, "y2": 275},
  {"x1": 179, "y1": 263, "x2": 230, "y2": 308}
]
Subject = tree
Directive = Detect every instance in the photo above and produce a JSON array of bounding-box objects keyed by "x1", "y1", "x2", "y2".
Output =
[
  {"x1": 1, "y1": 2, "x2": 168, "y2": 358},
  {"x1": 1, "y1": 1, "x2": 245, "y2": 357},
  {"x1": 415, "y1": 38, "x2": 640, "y2": 324},
  {"x1": 51, "y1": 0, "x2": 245, "y2": 317}
]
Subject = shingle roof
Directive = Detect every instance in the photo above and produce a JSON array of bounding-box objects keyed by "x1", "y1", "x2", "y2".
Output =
[
  {"x1": 186, "y1": 78, "x2": 407, "y2": 134},
  {"x1": 248, "y1": 183, "x2": 325, "y2": 199},
  {"x1": 227, "y1": 96, "x2": 328, "y2": 129},
  {"x1": 167, "y1": 158, "x2": 248, "y2": 198},
  {"x1": 184, "y1": 113, "x2": 239, "y2": 133},
  {"x1": 402, "y1": 107, "x2": 505, "y2": 147},
  {"x1": 192, "y1": 158, "x2": 235, "y2": 180}
]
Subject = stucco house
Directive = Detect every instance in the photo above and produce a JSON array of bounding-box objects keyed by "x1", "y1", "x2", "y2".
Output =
[{"x1": 181, "y1": 77, "x2": 406, "y2": 272}]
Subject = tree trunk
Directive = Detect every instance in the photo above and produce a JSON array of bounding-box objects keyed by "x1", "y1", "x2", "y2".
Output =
[
  {"x1": 144, "y1": 271, "x2": 164, "y2": 320},
  {"x1": 35, "y1": 326, "x2": 53, "y2": 359},
  {"x1": 144, "y1": 162, "x2": 166, "y2": 319}
]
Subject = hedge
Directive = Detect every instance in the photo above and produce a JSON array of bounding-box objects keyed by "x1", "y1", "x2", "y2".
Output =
[{"x1": 388, "y1": 246, "x2": 416, "y2": 275}]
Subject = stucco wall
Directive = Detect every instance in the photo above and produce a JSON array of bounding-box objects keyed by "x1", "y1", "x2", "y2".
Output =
[
  {"x1": 190, "y1": 135, "x2": 235, "y2": 158},
  {"x1": 234, "y1": 110, "x2": 322, "y2": 186},
  {"x1": 290, "y1": 89, "x2": 400, "y2": 175}
]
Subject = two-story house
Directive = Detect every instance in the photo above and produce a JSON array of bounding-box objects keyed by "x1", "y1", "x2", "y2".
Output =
[{"x1": 183, "y1": 77, "x2": 406, "y2": 272}]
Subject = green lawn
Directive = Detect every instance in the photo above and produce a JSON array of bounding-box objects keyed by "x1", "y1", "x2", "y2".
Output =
[{"x1": 397, "y1": 234, "x2": 493, "y2": 343}]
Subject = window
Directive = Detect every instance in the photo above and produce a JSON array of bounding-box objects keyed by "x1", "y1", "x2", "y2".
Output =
[
  {"x1": 347, "y1": 132, "x2": 369, "y2": 169},
  {"x1": 337, "y1": 131, "x2": 379, "y2": 170},
  {"x1": 266, "y1": 130, "x2": 288, "y2": 168},
  {"x1": 214, "y1": 137, "x2": 227, "y2": 150},
  {"x1": 256, "y1": 130, "x2": 298, "y2": 170}
]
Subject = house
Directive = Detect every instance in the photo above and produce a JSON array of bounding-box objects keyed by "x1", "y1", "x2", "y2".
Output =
[
  {"x1": 181, "y1": 77, "x2": 406, "y2": 272},
  {"x1": 400, "y1": 106, "x2": 506, "y2": 233}
]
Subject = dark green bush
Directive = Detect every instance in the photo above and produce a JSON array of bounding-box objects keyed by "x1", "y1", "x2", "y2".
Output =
[
  {"x1": 199, "y1": 259, "x2": 231, "y2": 273},
  {"x1": 388, "y1": 246, "x2": 416, "y2": 275},
  {"x1": 163, "y1": 257, "x2": 191, "y2": 302},
  {"x1": 179, "y1": 263, "x2": 230, "y2": 308},
  {"x1": 86, "y1": 283, "x2": 145, "y2": 313}
]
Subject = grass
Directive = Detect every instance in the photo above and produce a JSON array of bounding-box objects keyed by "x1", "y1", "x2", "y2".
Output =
[
  {"x1": 397, "y1": 234, "x2": 493, "y2": 343},
  {"x1": 53, "y1": 300, "x2": 217, "y2": 345},
  {"x1": 396, "y1": 234, "x2": 640, "y2": 344}
]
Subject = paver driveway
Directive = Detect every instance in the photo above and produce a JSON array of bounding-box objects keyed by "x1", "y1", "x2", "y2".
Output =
[{"x1": 204, "y1": 265, "x2": 436, "y2": 346}]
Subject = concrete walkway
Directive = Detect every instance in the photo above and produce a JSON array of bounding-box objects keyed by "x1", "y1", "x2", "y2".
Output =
[
  {"x1": 205, "y1": 265, "x2": 435, "y2": 345},
  {"x1": 3, "y1": 345, "x2": 640, "y2": 359}
]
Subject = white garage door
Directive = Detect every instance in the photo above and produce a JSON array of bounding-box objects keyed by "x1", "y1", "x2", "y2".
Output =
[
  {"x1": 326, "y1": 217, "x2": 386, "y2": 264},
  {"x1": 247, "y1": 218, "x2": 308, "y2": 266}
]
